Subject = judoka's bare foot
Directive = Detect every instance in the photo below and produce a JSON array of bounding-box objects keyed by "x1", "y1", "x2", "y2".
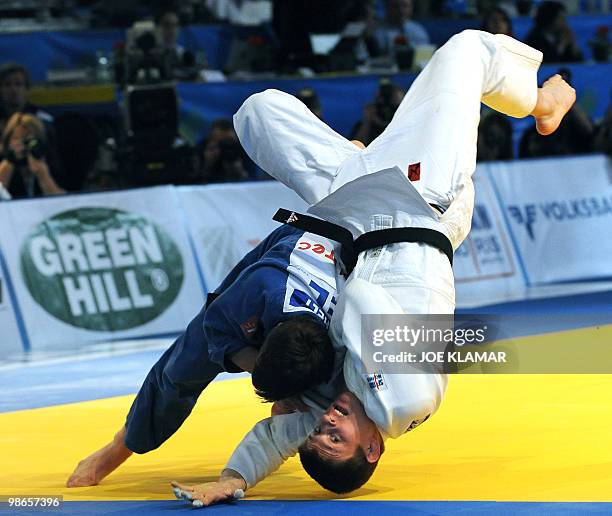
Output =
[
  {"x1": 531, "y1": 74, "x2": 576, "y2": 136},
  {"x1": 66, "y1": 427, "x2": 132, "y2": 487}
]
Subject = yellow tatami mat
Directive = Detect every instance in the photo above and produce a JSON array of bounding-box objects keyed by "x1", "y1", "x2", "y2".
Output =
[{"x1": 2, "y1": 329, "x2": 612, "y2": 503}]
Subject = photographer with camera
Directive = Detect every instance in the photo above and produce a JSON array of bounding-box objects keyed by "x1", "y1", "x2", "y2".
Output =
[
  {"x1": 0, "y1": 113, "x2": 65, "y2": 199},
  {"x1": 199, "y1": 118, "x2": 251, "y2": 183},
  {"x1": 350, "y1": 79, "x2": 405, "y2": 146}
]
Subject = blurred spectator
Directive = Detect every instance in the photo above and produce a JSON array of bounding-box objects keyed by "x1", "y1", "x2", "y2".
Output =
[
  {"x1": 594, "y1": 96, "x2": 612, "y2": 155},
  {"x1": 0, "y1": 113, "x2": 65, "y2": 199},
  {"x1": 516, "y1": 1, "x2": 535, "y2": 16},
  {"x1": 296, "y1": 87, "x2": 323, "y2": 120},
  {"x1": 155, "y1": 9, "x2": 202, "y2": 79},
  {"x1": 373, "y1": 0, "x2": 431, "y2": 56},
  {"x1": 198, "y1": 118, "x2": 251, "y2": 183},
  {"x1": 205, "y1": 0, "x2": 271, "y2": 25},
  {"x1": 589, "y1": 25, "x2": 610, "y2": 63},
  {"x1": 157, "y1": 10, "x2": 184, "y2": 63},
  {"x1": 350, "y1": 79, "x2": 405, "y2": 146},
  {"x1": 205, "y1": 0, "x2": 242, "y2": 23},
  {"x1": 476, "y1": 0, "x2": 518, "y2": 17},
  {"x1": 481, "y1": 7, "x2": 513, "y2": 37},
  {"x1": 273, "y1": 0, "x2": 370, "y2": 71},
  {"x1": 0, "y1": 63, "x2": 64, "y2": 183},
  {"x1": 477, "y1": 110, "x2": 514, "y2": 162},
  {"x1": 0, "y1": 63, "x2": 54, "y2": 134},
  {"x1": 519, "y1": 68, "x2": 594, "y2": 159},
  {"x1": 524, "y1": 1, "x2": 583, "y2": 63}
]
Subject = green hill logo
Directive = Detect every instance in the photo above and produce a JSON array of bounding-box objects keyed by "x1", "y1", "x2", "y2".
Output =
[{"x1": 20, "y1": 207, "x2": 184, "y2": 331}]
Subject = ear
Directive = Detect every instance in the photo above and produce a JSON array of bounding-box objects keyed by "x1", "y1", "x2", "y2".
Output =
[{"x1": 365, "y1": 434, "x2": 383, "y2": 463}]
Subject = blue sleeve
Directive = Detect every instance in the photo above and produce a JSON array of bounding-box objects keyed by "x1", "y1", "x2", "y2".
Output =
[
  {"x1": 212, "y1": 225, "x2": 301, "y2": 296},
  {"x1": 204, "y1": 265, "x2": 289, "y2": 372}
]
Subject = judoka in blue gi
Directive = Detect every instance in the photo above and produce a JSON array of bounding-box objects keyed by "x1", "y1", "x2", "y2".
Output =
[{"x1": 67, "y1": 224, "x2": 342, "y2": 487}]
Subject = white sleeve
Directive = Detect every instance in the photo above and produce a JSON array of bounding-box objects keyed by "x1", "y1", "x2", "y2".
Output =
[
  {"x1": 335, "y1": 278, "x2": 448, "y2": 439},
  {"x1": 439, "y1": 177, "x2": 475, "y2": 251},
  {"x1": 224, "y1": 412, "x2": 317, "y2": 489},
  {"x1": 358, "y1": 370, "x2": 447, "y2": 439}
]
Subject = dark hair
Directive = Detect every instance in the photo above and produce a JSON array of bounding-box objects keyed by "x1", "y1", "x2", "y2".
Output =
[
  {"x1": 2, "y1": 112, "x2": 46, "y2": 153},
  {"x1": 251, "y1": 315, "x2": 334, "y2": 402},
  {"x1": 534, "y1": 1, "x2": 566, "y2": 30},
  {"x1": 298, "y1": 442, "x2": 379, "y2": 494},
  {"x1": 0, "y1": 62, "x2": 30, "y2": 88},
  {"x1": 481, "y1": 7, "x2": 512, "y2": 35}
]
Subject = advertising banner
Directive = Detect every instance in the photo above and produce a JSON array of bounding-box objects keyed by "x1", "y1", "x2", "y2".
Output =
[
  {"x1": 454, "y1": 170, "x2": 524, "y2": 308},
  {"x1": 0, "y1": 187, "x2": 204, "y2": 350},
  {"x1": 179, "y1": 182, "x2": 307, "y2": 291},
  {"x1": 1, "y1": 157, "x2": 611, "y2": 354},
  {"x1": 489, "y1": 155, "x2": 612, "y2": 286}
]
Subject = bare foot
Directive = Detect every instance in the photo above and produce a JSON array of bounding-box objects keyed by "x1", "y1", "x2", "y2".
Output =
[
  {"x1": 532, "y1": 74, "x2": 576, "y2": 136},
  {"x1": 66, "y1": 428, "x2": 133, "y2": 487}
]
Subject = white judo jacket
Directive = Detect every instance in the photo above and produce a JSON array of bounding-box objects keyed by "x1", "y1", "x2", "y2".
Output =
[{"x1": 224, "y1": 167, "x2": 471, "y2": 488}]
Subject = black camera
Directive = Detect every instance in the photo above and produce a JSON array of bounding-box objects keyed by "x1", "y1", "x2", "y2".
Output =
[
  {"x1": 5, "y1": 136, "x2": 46, "y2": 166},
  {"x1": 218, "y1": 139, "x2": 243, "y2": 164},
  {"x1": 24, "y1": 137, "x2": 46, "y2": 160}
]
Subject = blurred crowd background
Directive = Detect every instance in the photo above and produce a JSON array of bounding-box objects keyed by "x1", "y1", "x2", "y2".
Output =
[{"x1": 0, "y1": 0, "x2": 610, "y2": 199}]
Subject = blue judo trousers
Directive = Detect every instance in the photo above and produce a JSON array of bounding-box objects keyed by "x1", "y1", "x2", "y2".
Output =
[{"x1": 124, "y1": 224, "x2": 338, "y2": 453}]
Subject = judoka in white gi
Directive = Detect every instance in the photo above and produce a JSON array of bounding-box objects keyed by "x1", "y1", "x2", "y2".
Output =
[{"x1": 172, "y1": 30, "x2": 575, "y2": 506}]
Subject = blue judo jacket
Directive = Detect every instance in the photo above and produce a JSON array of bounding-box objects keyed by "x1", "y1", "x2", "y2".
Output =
[{"x1": 203, "y1": 224, "x2": 341, "y2": 372}]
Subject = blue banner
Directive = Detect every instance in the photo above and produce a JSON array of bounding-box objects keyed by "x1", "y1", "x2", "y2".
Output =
[
  {"x1": 0, "y1": 25, "x2": 266, "y2": 83},
  {"x1": 0, "y1": 29, "x2": 123, "y2": 83}
]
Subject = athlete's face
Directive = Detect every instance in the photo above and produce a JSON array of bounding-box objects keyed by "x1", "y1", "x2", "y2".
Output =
[{"x1": 302, "y1": 391, "x2": 381, "y2": 462}]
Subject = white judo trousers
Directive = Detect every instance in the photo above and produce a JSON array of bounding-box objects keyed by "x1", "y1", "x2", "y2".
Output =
[
  {"x1": 226, "y1": 31, "x2": 543, "y2": 488},
  {"x1": 234, "y1": 30, "x2": 540, "y2": 209},
  {"x1": 234, "y1": 30, "x2": 542, "y2": 315}
]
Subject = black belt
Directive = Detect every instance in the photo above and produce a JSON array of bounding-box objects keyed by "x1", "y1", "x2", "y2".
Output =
[{"x1": 273, "y1": 208, "x2": 453, "y2": 276}]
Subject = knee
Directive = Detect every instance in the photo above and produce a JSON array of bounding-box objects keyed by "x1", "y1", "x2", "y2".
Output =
[
  {"x1": 240, "y1": 89, "x2": 288, "y2": 116},
  {"x1": 235, "y1": 89, "x2": 286, "y2": 137}
]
